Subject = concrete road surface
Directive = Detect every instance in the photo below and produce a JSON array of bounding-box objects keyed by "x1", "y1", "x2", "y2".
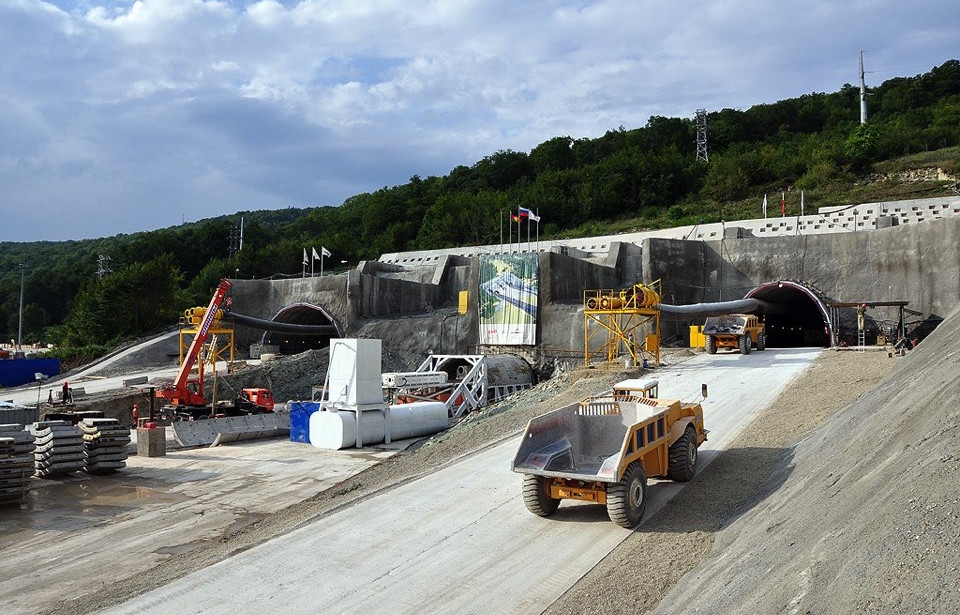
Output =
[{"x1": 97, "y1": 348, "x2": 821, "y2": 615}]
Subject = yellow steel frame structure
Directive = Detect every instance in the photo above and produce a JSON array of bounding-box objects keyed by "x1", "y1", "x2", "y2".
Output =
[
  {"x1": 179, "y1": 307, "x2": 236, "y2": 376},
  {"x1": 584, "y1": 280, "x2": 662, "y2": 367}
]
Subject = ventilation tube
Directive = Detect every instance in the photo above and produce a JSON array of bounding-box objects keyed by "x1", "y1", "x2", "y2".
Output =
[
  {"x1": 657, "y1": 298, "x2": 762, "y2": 320},
  {"x1": 227, "y1": 311, "x2": 338, "y2": 335}
]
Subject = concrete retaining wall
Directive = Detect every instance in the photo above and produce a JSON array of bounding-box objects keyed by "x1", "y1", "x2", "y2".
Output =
[
  {"x1": 541, "y1": 251, "x2": 618, "y2": 304},
  {"x1": 227, "y1": 211, "x2": 960, "y2": 357},
  {"x1": 645, "y1": 217, "x2": 960, "y2": 335}
]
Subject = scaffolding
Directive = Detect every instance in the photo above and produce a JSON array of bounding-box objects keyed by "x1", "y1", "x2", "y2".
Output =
[
  {"x1": 584, "y1": 280, "x2": 662, "y2": 367},
  {"x1": 179, "y1": 307, "x2": 236, "y2": 375}
]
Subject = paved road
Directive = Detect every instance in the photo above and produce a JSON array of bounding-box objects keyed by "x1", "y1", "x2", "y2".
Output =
[{"x1": 97, "y1": 348, "x2": 821, "y2": 615}]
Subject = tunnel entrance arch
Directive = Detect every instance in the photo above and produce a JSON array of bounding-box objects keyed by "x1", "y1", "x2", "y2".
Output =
[
  {"x1": 745, "y1": 281, "x2": 832, "y2": 348},
  {"x1": 261, "y1": 303, "x2": 342, "y2": 354}
]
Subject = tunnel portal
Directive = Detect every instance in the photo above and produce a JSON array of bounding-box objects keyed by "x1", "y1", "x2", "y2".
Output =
[
  {"x1": 261, "y1": 303, "x2": 341, "y2": 354},
  {"x1": 745, "y1": 281, "x2": 832, "y2": 348}
]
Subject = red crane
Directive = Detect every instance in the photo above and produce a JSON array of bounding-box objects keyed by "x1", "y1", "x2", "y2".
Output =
[{"x1": 156, "y1": 278, "x2": 232, "y2": 409}]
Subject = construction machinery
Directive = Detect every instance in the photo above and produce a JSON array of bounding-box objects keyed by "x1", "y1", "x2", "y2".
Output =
[
  {"x1": 382, "y1": 354, "x2": 534, "y2": 419},
  {"x1": 584, "y1": 281, "x2": 663, "y2": 367},
  {"x1": 156, "y1": 279, "x2": 274, "y2": 421},
  {"x1": 703, "y1": 314, "x2": 765, "y2": 355},
  {"x1": 512, "y1": 379, "x2": 708, "y2": 528}
]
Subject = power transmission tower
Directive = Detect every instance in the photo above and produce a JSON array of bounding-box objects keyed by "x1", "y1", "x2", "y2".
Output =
[
  {"x1": 695, "y1": 109, "x2": 709, "y2": 162},
  {"x1": 96, "y1": 254, "x2": 112, "y2": 278},
  {"x1": 228, "y1": 225, "x2": 240, "y2": 258}
]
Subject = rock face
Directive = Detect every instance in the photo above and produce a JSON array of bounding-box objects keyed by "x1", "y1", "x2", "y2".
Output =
[{"x1": 652, "y1": 304, "x2": 960, "y2": 615}]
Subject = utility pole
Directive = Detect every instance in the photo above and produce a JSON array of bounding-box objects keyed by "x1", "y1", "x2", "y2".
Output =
[
  {"x1": 859, "y1": 51, "x2": 868, "y2": 125},
  {"x1": 17, "y1": 263, "x2": 26, "y2": 349},
  {"x1": 695, "y1": 109, "x2": 709, "y2": 162}
]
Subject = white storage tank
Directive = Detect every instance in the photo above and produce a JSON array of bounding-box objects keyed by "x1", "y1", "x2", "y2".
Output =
[{"x1": 309, "y1": 402, "x2": 448, "y2": 450}]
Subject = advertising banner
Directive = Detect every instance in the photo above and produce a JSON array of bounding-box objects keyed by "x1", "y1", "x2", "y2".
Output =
[{"x1": 478, "y1": 254, "x2": 539, "y2": 346}]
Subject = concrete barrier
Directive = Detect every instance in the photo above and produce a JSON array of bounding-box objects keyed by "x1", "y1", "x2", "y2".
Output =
[
  {"x1": 0, "y1": 407, "x2": 39, "y2": 427},
  {"x1": 172, "y1": 411, "x2": 289, "y2": 448},
  {"x1": 123, "y1": 376, "x2": 149, "y2": 387}
]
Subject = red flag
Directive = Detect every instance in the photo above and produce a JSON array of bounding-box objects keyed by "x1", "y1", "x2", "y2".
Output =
[
  {"x1": 781, "y1": 191, "x2": 786, "y2": 216},
  {"x1": 511, "y1": 213, "x2": 520, "y2": 223}
]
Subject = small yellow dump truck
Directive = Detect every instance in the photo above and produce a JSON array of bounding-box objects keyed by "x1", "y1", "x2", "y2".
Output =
[
  {"x1": 512, "y1": 379, "x2": 708, "y2": 528},
  {"x1": 703, "y1": 313, "x2": 765, "y2": 354}
]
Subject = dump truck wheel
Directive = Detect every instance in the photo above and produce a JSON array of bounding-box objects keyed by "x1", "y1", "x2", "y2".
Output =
[
  {"x1": 757, "y1": 332, "x2": 766, "y2": 351},
  {"x1": 606, "y1": 463, "x2": 647, "y2": 528},
  {"x1": 739, "y1": 334, "x2": 751, "y2": 354},
  {"x1": 522, "y1": 475, "x2": 560, "y2": 517},
  {"x1": 705, "y1": 336, "x2": 716, "y2": 354},
  {"x1": 668, "y1": 426, "x2": 698, "y2": 481}
]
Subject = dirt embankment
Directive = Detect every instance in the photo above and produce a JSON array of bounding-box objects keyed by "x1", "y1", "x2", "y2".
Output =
[
  {"x1": 546, "y1": 348, "x2": 896, "y2": 615},
  {"x1": 648, "y1": 309, "x2": 960, "y2": 615}
]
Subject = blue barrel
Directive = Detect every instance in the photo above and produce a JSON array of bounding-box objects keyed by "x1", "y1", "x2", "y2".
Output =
[{"x1": 289, "y1": 402, "x2": 322, "y2": 443}]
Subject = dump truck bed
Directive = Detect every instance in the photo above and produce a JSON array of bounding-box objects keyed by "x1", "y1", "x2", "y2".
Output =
[{"x1": 512, "y1": 394, "x2": 701, "y2": 483}]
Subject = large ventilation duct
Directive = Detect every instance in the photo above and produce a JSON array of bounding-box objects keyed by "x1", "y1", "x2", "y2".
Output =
[
  {"x1": 245, "y1": 303, "x2": 342, "y2": 354},
  {"x1": 227, "y1": 311, "x2": 337, "y2": 335},
  {"x1": 657, "y1": 298, "x2": 760, "y2": 320}
]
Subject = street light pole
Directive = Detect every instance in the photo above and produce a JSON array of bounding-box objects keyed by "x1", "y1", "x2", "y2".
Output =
[{"x1": 17, "y1": 263, "x2": 26, "y2": 349}]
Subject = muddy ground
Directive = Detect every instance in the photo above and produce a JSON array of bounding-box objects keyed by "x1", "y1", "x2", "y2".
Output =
[{"x1": 41, "y1": 347, "x2": 895, "y2": 615}]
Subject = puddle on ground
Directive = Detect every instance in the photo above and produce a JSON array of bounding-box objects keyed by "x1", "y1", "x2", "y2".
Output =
[{"x1": 0, "y1": 475, "x2": 189, "y2": 545}]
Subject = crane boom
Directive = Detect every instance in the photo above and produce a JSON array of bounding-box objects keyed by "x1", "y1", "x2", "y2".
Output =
[
  {"x1": 174, "y1": 278, "x2": 232, "y2": 391},
  {"x1": 157, "y1": 278, "x2": 232, "y2": 408}
]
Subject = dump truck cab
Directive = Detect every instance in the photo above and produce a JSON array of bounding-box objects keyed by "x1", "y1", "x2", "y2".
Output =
[
  {"x1": 703, "y1": 313, "x2": 765, "y2": 355},
  {"x1": 512, "y1": 380, "x2": 708, "y2": 528}
]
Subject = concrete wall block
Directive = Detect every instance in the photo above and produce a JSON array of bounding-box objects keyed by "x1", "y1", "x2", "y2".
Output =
[{"x1": 542, "y1": 251, "x2": 618, "y2": 304}]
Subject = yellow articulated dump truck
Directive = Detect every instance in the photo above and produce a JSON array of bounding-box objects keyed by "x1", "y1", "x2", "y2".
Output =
[
  {"x1": 703, "y1": 313, "x2": 765, "y2": 355},
  {"x1": 512, "y1": 379, "x2": 708, "y2": 528}
]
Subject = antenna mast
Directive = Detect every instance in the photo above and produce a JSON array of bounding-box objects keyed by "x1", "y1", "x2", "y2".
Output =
[{"x1": 859, "y1": 51, "x2": 868, "y2": 125}]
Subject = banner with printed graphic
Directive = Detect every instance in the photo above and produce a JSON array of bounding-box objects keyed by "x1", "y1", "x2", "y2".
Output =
[{"x1": 478, "y1": 254, "x2": 538, "y2": 346}]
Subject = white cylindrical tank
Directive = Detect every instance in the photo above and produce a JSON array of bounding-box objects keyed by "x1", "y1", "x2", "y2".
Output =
[{"x1": 309, "y1": 402, "x2": 448, "y2": 450}]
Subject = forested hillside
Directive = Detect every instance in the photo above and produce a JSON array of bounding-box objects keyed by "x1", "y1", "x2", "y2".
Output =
[{"x1": 1, "y1": 60, "x2": 958, "y2": 357}]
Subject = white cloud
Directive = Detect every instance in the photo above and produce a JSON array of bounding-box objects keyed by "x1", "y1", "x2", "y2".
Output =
[{"x1": 0, "y1": 0, "x2": 958, "y2": 241}]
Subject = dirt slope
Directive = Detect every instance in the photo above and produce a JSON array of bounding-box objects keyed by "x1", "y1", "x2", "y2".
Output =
[
  {"x1": 650, "y1": 307, "x2": 960, "y2": 614},
  {"x1": 546, "y1": 347, "x2": 894, "y2": 615}
]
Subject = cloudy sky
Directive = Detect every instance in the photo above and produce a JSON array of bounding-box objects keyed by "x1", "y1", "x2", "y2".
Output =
[{"x1": 1, "y1": 0, "x2": 957, "y2": 242}]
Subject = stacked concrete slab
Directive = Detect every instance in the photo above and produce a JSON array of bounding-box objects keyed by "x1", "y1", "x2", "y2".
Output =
[
  {"x1": 30, "y1": 421, "x2": 85, "y2": 477},
  {"x1": 0, "y1": 424, "x2": 36, "y2": 505},
  {"x1": 80, "y1": 418, "x2": 130, "y2": 474}
]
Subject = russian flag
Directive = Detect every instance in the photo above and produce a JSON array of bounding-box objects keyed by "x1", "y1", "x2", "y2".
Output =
[{"x1": 518, "y1": 207, "x2": 540, "y2": 222}]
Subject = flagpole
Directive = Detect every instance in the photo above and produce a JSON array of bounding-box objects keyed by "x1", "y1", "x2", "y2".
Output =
[
  {"x1": 500, "y1": 210, "x2": 503, "y2": 253},
  {"x1": 302, "y1": 248, "x2": 307, "y2": 278},
  {"x1": 310, "y1": 247, "x2": 315, "y2": 277},
  {"x1": 536, "y1": 209, "x2": 540, "y2": 252},
  {"x1": 526, "y1": 215, "x2": 530, "y2": 253},
  {"x1": 321, "y1": 253, "x2": 324, "y2": 277},
  {"x1": 508, "y1": 212, "x2": 512, "y2": 253}
]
